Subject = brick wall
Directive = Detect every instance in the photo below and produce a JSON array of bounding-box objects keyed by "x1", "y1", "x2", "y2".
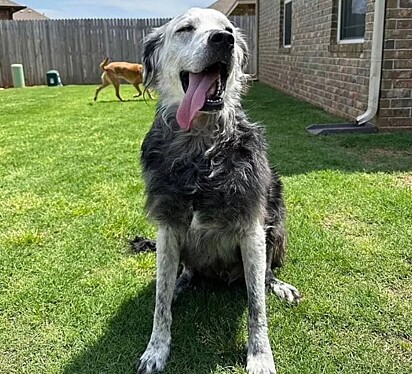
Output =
[
  {"x1": 259, "y1": 0, "x2": 412, "y2": 130},
  {"x1": 378, "y1": 0, "x2": 412, "y2": 130}
]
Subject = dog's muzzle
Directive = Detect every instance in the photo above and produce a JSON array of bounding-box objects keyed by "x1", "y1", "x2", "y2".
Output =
[
  {"x1": 176, "y1": 30, "x2": 234, "y2": 130},
  {"x1": 208, "y1": 30, "x2": 235, "y2": 63}
]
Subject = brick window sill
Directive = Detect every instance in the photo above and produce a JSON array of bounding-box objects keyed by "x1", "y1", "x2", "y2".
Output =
[
  {"x1": 329, "y1": 43, "x2": 364, "y2": 54},
  {"x1": 279, "y1": 47, "x2": 291, "y2": 53}
]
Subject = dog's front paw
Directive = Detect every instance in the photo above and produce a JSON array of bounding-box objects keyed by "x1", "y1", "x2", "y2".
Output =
[
  {"x1": 137, "y1": 340, "x2": 171, "y2": 374},
  {"x1": 246, "y1": 353, "x2": 277, "y2": 374}
]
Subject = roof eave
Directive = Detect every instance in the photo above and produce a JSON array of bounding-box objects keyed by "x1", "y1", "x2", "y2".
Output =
[{"x1": 0, "y1": 5, "x2": 27, "y2": 13}]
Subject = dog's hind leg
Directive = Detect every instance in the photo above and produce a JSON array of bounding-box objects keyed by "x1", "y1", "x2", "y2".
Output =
[
  {"x1": 173, "y1": 266, "x2": 194, "y2": 302},
  {"x1": 112, "y1": 79, "x2": 124, "y2": 102},
  {"x1": 265, "y1": 174, "x2": 301, "y2": 304},
  {"x1": 133, "y1": 82, "x2": 143, "y2": 98},
  {"x1": 146, "y1": 88, "x2": 154, "y2": 100},
  {"x1": 94, "y1": 74, "x2": 110, "y2": 101},
  {"x1": 265, "y1": 221, "x2": 301, "y2": 303},
  {"x1": 266, "y1": 270, "x2": 301, "y2": 303},
  {"x1": 265, "y1": 222, "x2": 301, "y2": 303}
]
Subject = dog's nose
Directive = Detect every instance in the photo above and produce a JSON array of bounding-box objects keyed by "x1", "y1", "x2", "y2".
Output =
[{"x1": 209, "y1": 30, "x2": 235, "y2": 47}]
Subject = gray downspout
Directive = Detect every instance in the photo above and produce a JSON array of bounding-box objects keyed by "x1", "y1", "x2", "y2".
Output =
[{"x1": 356, "y1": 0, "x2": 386, "y2": 125}]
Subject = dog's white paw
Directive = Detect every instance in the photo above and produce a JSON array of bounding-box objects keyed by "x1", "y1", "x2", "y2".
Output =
[
  {"x1": 269, "y1": 279, "x2": 302, "y2": 303},
  {"x1": 246, "y1": 353, "x2": 277, "y2": 374},
  {"x1": 137, "y1": 339, "x2": 170, "y2": 374}
]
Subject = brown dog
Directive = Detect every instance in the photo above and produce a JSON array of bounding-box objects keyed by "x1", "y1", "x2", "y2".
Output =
[{"x1": 94, "y1": 57, "x2": 153, "y2": 101}]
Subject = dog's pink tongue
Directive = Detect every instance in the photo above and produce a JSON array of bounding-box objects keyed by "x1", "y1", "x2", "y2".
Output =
[{"x1": 177, "y1": 72, "x2": 219, "y2": 130}]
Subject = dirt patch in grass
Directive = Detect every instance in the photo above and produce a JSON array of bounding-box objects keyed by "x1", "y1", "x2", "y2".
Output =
[
  {"x1": 396, "y1": 174, "x2": 412, "y2": 189},
  {"x1": 361, "y1": 148, "x2": 412, "y2": 165},
  {"x1": 370, "y1": 148, "x2": 409, "y2": 157}
]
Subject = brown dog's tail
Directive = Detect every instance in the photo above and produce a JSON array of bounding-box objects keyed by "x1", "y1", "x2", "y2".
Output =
[{"x1": 100, "y1": 57, "x2": 110, "y2": 71}]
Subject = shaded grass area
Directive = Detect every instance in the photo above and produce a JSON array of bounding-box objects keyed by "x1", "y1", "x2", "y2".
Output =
[
  {"x1": 0, "y1": 83, "x2": 411, "y2": 374},
  {"x1": 244, "y1": 84, "x2": 412, "y2": 176}
]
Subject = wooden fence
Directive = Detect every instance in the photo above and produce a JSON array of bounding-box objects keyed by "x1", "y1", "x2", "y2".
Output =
[{"x1": 0, "y1": 16, "x2": 257, "y2": 87}]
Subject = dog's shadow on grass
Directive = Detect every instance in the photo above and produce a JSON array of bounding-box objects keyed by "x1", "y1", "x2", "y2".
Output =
[{"x1": 64, "y1": 279, "x2": 248, "y2": 374}]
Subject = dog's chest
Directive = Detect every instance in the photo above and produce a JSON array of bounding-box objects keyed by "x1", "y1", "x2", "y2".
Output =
[
  {"x1": 180, "y1": 210, "x2": 244, "y2": 276},
  {"x1": 142, "y1": 121, "x2": 269, "y2": 226},
  {"x1": 167, "y1": 137, "x2": 256, "y2": 196}
]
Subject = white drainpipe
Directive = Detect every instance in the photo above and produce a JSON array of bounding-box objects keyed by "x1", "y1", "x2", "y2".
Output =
[{"x1": 356, "y1": 0, "x2": 386, "y2": 125}]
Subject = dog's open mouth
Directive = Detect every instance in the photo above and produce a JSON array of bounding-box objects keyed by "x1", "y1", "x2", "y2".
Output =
[{"x1": 177, "y1": 62, "x2": 228, "y2": 130}]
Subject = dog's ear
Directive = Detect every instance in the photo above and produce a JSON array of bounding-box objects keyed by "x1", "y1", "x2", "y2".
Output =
[
  {"x1": 142, "y1": 28, "x2": 164, "y2": 88},
  {"x1": 236, "y1": 29, "x2": 249, "y2": 72}
]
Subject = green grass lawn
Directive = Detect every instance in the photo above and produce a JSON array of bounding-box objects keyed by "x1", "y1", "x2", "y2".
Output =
[{"x1": 1, "y1": 83, "x2": 411, "y2": 374}]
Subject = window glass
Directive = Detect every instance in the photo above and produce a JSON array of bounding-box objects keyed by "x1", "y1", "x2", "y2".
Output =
[
  {"x1": 340, "y1": 0, "x2": 366, "y2": 40},
  {"x1": 284, "y1": 1, "x2": 292, "y2": 46}
]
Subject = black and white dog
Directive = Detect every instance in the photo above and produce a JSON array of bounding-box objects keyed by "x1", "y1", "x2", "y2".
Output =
[{"x1": 137, "y1": 8, "x2": 301, "y2": 374}]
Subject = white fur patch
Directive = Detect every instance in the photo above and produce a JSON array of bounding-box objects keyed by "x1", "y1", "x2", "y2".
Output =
[
  {"x1": 246, "y1": 352, "x2": 277, "y2": 374},
  {"x1": 138, "y1": 336, "x2": 170, "y2": 374},
  {"x1": 269, "y1": 279, "x2": 301, "y2": 303}
]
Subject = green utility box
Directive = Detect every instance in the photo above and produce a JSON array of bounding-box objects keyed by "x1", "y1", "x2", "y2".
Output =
[
  {"x1": 11, "y1": 64, "x2": 26, "y2": 88},
  {"x1": 46, "y1": 70, "x2": 63, "y2": 86}
]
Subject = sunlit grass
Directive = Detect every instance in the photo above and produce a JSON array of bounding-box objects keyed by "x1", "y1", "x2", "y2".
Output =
[{"x1": 0, "y1": 83, "x2": 411, "y2": 374}]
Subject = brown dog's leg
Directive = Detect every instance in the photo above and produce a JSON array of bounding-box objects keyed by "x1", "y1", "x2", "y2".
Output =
[
  {"x1": 111, "y1": 78, "x2": 123, "y2": 102},
  {"x1": 141, "y1": 86, "x2": 154, "y2": 100},
  {"x1": 133, "y1": 83, "x2": 143, "y2": 98},
  {"x1": 146, "y1": 88, "x2": 154, "y2": 100},
  {"x1": 94, "y1": 74, "x2": 110, "y2": 101}
]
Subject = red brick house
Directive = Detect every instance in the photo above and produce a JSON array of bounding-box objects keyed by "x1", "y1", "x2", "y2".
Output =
[
  {"x1": 0, "y1": 0, "x2": 48, "y2": 20},
  {"x1": 259, "y1": 0, "x2": 412, "y2": 131}
]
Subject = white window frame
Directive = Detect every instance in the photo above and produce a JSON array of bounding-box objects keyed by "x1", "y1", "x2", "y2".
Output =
[
  {"x1": 283, "y1": 0, "x2": 292, "y2": 48},
  {"x1": 337, "y1": 0, "x2": 365, "y2": 44}
]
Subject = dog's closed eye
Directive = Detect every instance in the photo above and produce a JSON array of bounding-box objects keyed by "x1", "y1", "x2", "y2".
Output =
[
  {"x1": 176, "y1": 25, "x2": 195, "y2": 33},
  {"x1": 225, "y1": 27, "x2": 233, "y2": 33}
]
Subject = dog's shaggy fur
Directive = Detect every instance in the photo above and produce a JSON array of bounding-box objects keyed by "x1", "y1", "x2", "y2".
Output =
[{"x1": 137, "y1": 8, "x2": 301, "y2": 374}]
